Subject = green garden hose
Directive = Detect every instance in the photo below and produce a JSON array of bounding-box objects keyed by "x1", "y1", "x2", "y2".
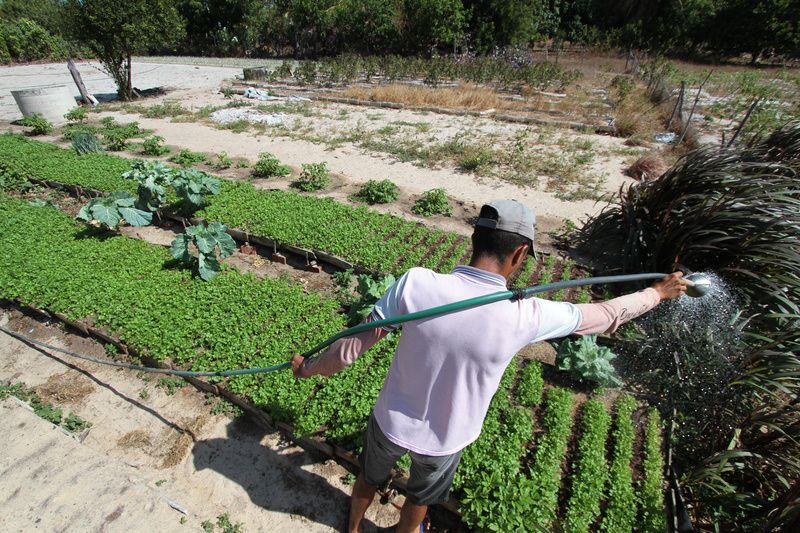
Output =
[{"x1": 0, "y1": 272, "x2": 669, "y2": 377}]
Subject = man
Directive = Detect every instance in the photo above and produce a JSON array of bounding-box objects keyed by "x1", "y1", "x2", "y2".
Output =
[{"x1": 292, "y1": 200, "x2": 687, "y2": 533}]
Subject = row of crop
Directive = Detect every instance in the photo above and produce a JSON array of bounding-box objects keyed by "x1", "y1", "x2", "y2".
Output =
[
  {"x1": 0, "y1": 134, "x2": 586, "y2": 291},
  {"x1": 0, "y1": 195, "x2": 665, "y2": 529}
]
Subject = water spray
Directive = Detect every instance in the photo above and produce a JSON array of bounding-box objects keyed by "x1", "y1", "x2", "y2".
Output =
[{"x1": 0, "y1": 271, "x2": 710, "y2": 377}]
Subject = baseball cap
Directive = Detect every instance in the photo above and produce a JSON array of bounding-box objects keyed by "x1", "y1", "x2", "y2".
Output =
[{"x1": 475, "y1": 199, "x2": 537, "y2": 257}]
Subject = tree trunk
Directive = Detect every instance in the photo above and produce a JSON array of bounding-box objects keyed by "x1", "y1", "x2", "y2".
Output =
[{"x1": 126, "y1": 53, "x2": 132, "y2": 101}]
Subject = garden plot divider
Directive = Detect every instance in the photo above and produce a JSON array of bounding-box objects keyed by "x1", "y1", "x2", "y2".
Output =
[{"x1": 4, "y1": 299, "x2": 461, "y2": 516}]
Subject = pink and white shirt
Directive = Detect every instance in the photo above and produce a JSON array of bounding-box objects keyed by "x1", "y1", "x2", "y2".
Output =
[{"x1": 303, "y1": 265, "x2": 661, "y2": 456}]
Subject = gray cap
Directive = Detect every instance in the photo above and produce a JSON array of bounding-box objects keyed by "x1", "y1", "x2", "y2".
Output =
[{"x1": 475, "y1": 199, "x2": 537, "y2": 255}]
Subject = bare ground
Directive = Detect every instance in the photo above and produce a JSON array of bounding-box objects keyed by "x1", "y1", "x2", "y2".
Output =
[{"x1": 0, "y1": 308, "x2": 403, "y2": 532}]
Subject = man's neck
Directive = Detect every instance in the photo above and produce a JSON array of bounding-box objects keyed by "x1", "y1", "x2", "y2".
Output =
[{"x1": 469, "y1": 257, "x2": 506, "y2": 277}]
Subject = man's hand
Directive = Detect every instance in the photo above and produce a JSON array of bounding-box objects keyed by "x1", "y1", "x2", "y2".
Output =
[
  {"x1": 651, "y1": 272, "x2": 688, "y2": 300},
  {"x1": 291, "y1": 354, "x2": 309, "y2": 379}
]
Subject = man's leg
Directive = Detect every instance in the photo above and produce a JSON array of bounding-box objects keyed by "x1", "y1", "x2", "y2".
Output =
[
  {"x1": 348, "y1": 473, "x2": 378, "y2": 533},
  {"x1": 396, "y1": 501, "x2": 428, "y2": 533}
]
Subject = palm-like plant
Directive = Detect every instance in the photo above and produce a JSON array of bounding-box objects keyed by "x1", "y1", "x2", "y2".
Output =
[{"x1": 574, "y1": 121, "x2": 800, "y2": 530}]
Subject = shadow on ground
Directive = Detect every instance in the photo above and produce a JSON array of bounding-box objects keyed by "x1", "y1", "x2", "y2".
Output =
[{"x1": 192, "y1": 417, "x2": 384, "y2": 532}]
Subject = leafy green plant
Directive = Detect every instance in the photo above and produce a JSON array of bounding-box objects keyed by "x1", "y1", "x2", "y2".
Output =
[
  {"x1": 0, "y1": 161, "x2": 32, "y2": 191},
  {"x1": 351, "y1": 179, "x2": 399, "y2": 204},
  {"x1": 169, "y1": 149, "x2": 207, "y2": 167},
  {"x1": 210, "y1": 151, "x2": 232, "y2": 170},
  {"x1": 294, "y1": 162, "x2": 330, "y2": 191},
  {"x1": 20, "y1": 113, "x2": 52, "y2": 135},
  {"x1": 103, "y1": 130, "x2": 129, "y2": 151},
  {"x1": 520, "y1": 387, "x2": 574, "y2": 529},
  {"x1": 516, "y1": 360, "x2": 544, "y2": 407},
  {"x1": 76, "y1": 191, "x2": 153, "y2": 228},
  {"x1": 557, "y1": 335, "x2": 622, "y2": 388},
  {"x1": 252, "y1": 152, "x2": 291, "y2": 178},
  {"x1": 72, "y1": 132, "x2": 103, "y2": 155},
  {"x1": 141, "y1": 135, "x2": 170, "y2": 156},
  {"x1": 62, "y1": 412, "x2": 92, "y2": 432},
  {"x1": 64, "y1": 106, "x2": 88, "y2": 123},
  {"x1": 156, "y1": 377, "x2": 185, "y2": 396},
  {"x1": 639, "y1": 409, "x2": 665, "y2": 532},
  {"x1": 563, "y1": 399, "x2": 612, "y2": 532},
  {"x1": 170, "y1": 222, "x2": 236, "y2": 280},
  {"x1": 171, "y1": 168, "x2": 220, "y2": 209},
  {"x1": 412, "y1": 188, "x2": 452, "y2": 216},
  {"x1": 347, "y1": 274, "x2": 395, "y2": 325},
  {"x1": 122, "y1": 160, "x2": 174, "y2": 212},
  {"x1": 600, "y1": 395, "x2": 637, "y2": 532}
]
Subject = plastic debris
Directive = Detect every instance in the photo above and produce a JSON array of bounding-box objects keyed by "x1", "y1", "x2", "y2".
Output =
[
  {"x1": 243, "y1": 88, "x2": 311, "y2": 102},
  {"x1": 209, "y1": 108, "x2": 286, "y2": 126},
  {"x1": 655, "y1": 132, "x2": 677, "y2": 143},
  {"x1": 166, "y1": 498, "x2": 188, "y2": 515}
]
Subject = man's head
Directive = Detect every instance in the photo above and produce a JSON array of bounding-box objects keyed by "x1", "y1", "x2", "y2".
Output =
[{"x1": 470, "y1": 200, "x2": 535, "y2": 277}]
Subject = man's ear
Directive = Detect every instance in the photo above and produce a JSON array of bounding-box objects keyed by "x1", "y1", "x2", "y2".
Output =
[{"x1": 510, "y1": 243, "x2": 528, "y2": 269}]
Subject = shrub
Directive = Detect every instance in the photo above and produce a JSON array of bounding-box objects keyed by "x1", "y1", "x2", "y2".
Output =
[
  {"x1": 557, "y1": 335, "x2": 622, "y2": 388},
  {"x1": 412, "y1": 188, "x2": 452, "y2": 216},
  {"x1": 0, "y1": 18, "x2": 67, "y2": 63},
  {"x1": 169, "y1": 149, "x2": 207, "y2": 167},
  {"x1": 20, "y1": 113, "x2": 53, "y2": 135},
  {"x1": 253, "y1": 152, "x2": 291, "y2": 178},
  {"x1": 141, "y1": 135, "x2": 169, "y2": 156},
  {"x1": 64, "y1": 106, "x2": 88, "y2": 123},
  {"x1": 351, "y1": 179, "x2": 399, "y2": 204},
  {"x1": 294, "y1": 162, "x2": 330, "y2": 191}
]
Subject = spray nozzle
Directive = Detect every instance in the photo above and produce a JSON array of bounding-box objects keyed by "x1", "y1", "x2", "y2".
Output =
[{"x1": 685, "y1": 272, "x2": 712, "y2": 298}]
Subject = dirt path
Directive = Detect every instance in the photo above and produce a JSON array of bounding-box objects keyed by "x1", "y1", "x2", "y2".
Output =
[{"x1": 0, "y1": 307, "x2": 402, "y2": 532}]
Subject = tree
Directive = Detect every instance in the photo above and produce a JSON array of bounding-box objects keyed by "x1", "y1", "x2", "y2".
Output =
[
  {"x1": 707, "y1": 0, "x2": 800, "y2": 63},
  {"x1": 398, "y1": 0, "x2": 466, "y2": 54},
  {"x1": 463, "y1": 0, "x2": 552, "y2": 52},
  {"x1": 64, "y1": 0, "x2": 185, "y2": 100}
]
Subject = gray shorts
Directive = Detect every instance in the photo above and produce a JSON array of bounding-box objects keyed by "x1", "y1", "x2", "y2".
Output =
[{"x1": 360, "y1": 414, "x2": 462, "y2": 506}]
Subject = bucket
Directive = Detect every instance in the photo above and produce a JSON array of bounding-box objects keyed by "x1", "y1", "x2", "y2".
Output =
[{"x1": 11, "y1": 85, "x2": 77, "y2": 125}]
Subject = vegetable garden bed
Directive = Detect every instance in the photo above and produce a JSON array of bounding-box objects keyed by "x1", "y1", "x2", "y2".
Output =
[
  {"x1": 0, "y1": 190, "x2": 666, "y2": 530},
  {"x1": 0, "y1": 134, "x2": 585, "y2": 302}
]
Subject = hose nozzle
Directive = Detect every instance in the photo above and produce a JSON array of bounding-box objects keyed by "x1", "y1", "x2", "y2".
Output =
[{"x1": 685, "y1": 272, "x2": 712, "y2": 298}]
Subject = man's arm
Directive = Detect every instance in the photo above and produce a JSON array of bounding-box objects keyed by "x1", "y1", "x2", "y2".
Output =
[
  {"x1": 291, "y1": 315, "x2": 388, "y2": 378},
  {"x1": 574, "y1": 272, "x2": 688, "y2": 335}
]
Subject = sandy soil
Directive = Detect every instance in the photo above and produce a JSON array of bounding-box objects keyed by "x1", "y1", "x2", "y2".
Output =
[
  {"x1": 0, "y1": 308, "x2": 402, "y2": 532},
  {"x1": 1, "y1": 60, "x2": 642, "y2": 237}
]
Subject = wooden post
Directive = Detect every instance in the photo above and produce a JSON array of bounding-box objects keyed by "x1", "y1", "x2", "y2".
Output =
[
  {"x1": 678, "y1": 70, "x2": 713, "y2": 145},
  {"x1": 126, "y1": 53, "x2": 133, "y2": 100},
  {"x1": 67, "y1": 58, "x2": 98, "y2": 106}
]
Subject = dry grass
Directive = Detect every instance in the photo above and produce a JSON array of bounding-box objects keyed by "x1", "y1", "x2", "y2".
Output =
[
  {"x1": 342, "y1": 83, "x2": 520, "y2": 112},
  {"x1": 117, "y1": 429, "x2": 153, "y2": 449},
  {"x1": 34, "y1": 372, "x2": 95, "y2": 404},
  {"x1": 626, "y1": 154, "x2": 669, "y2": 182}
]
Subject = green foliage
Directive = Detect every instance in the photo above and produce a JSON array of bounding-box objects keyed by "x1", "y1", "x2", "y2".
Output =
[
  {"x1": 0, "y1": 17, "x2": 68, "y2": 63},
  {"x1": 64, "y1": 106, "x2": 88, "y2": 123},
  {"x1": 76, "y1": 191, "x2": 153, "y2": 228},
  {"x1": 20, "y1": 113, "x2": 53, "y2": 136},
  {"x1": 516, "y1": 360, "x2": 544, "y2": 407},
  {"x1": 294, "y1": 162, "x2": 330, "y2": 192},
  {"x1": 122, "y1": 160, "x2": 173, "y2": 212},
  {"x1": 62, "y1": 412, "x2": 92, "y2": 432},
  {"x1": 72, "y1": 132, "x2": 103, "y2": 155},
  {"x1": 639, "y1": 409, "x2": 665, "y2": 532},
  {"x1": 600, "y1": 395, "x2": 637, "y2": 532},
  {"x1": 215, "y1": 512, "x2": 244, "y2": 533},
  {"x1": 0, "y1": 161, "x2": 33, "y2": 192},
  {"x1": 557, "y1": 335, "x2": 622, "y2": 388},
  {"x1": 351, "y1": 179, "x2": 399, "y2": 204},
  {"x1": 412, "y1": 188, "x2": 452, "y2": 217},
  {"x1": 170, "y1": 222, "x2": 236, "y2": 280},
  {"x1": 210, "y1": 152, "x2": 232, "y2": 170},
  {"x1": 64, "y1": 0, "x2": 185, "y2": 99},
  {"x1": 252, "y1": 152, "x2": 291, "y2": 178},
  {"x1": 172, "y1": 168, "x2": 221, "y2": 209},
  {"x1": 564, "y1": 399, "x2": 612, "y2": 532},
  {"x1": 522, "y1": 387, "x2": 575, "y2": 529},
  {"x1": 347, "y1": 274, "x2": 396, "y2": 325},
  {"x1": 169, "y1": 149, "x2": 207, "y2": 167},
  {"x1": 141, "y1": 135, "x2": 170, "y2": 156},
  {"x1": 156, "y1": 377, "x2": 185, "y2": 396}
]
